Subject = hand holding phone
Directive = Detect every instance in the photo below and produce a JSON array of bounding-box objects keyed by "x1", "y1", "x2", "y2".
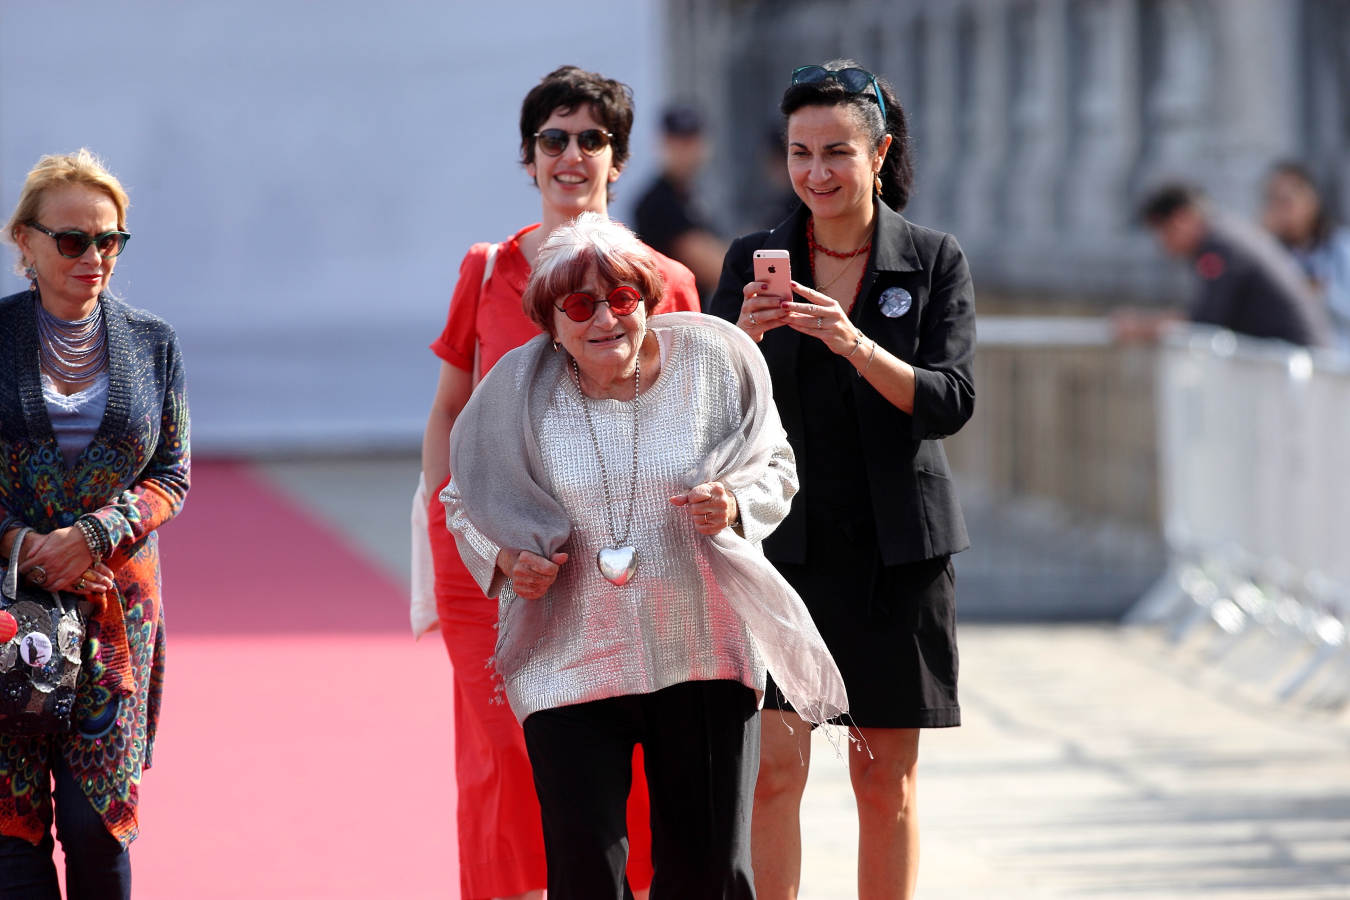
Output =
[{"x1": 752, "y1": 249, "x2": 792, "y2": 300}]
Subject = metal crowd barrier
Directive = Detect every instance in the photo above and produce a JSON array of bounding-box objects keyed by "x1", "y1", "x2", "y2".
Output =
[
  {"x1": 948, "y1": 317, "x2": 1165, "y2": 619},
  {"x1": 1128, "y1": 326, "x2": 1350, "y2": 710}
]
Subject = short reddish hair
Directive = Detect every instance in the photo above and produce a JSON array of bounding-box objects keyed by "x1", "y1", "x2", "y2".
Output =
[{"x1": 522, "y1": 212, "x2": 665, "y2": 337}]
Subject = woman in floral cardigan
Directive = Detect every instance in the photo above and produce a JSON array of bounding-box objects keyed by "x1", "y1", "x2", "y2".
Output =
[{"x1": 0, "y1": 148, "x2": 189, "y2": 899}]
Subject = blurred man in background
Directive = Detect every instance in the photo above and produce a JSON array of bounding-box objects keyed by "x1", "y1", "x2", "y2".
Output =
[
  {"x1": 748, "y1": 123, "x2": 801, "y2": 232},
  {"x1": 634, "y1": 104, "x2": 727, "y2": 300},
  {"x1": 1137, "y1": 183, "x2": 1331, "y2": 347}
]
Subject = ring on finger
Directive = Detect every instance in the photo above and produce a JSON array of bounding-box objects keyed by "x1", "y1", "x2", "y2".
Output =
[
  {"x1": 816, "y1": 316, "x2": 824, "y2": 329},
  {"x1": 28, "y1": 565, "x2": 47, "y2": 586},
  {"x1": 749, "y1": 312, "x2": 757, "y2": 325},
  {"x1": 75, "y1": 578, "x2": 86, "y2": 591}
]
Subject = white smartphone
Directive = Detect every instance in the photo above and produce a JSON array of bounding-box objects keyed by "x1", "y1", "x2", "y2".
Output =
[{"x1": 752, "y1": 249, "x2": 792, "y2": 300}]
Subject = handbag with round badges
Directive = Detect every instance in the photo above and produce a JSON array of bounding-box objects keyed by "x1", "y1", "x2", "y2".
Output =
[{"x1": 0, "y1": 528, "x2": 85, "y2": 734}]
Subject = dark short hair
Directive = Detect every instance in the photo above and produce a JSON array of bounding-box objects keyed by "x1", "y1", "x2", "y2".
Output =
[
  {"x1": 519, "y1": 66, "x2": 635, "y2": 171},
  {"x1": 781, "y1": 59, "x2": 913, "y2": 212},
  {"x1": 661, "y1": 104, "x2": 703, "y2": 137},
  {"x1": 1138, "y1": 183, "x2": 1204, "y2": 226},
  {"x1": 522, "y1": 212, "x2": 664, "y2": 338}
]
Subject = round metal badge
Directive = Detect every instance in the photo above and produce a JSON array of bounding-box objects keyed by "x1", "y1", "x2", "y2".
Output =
[
  {"x1": 879, "y1": 287, "x2": 912, "y2": 318},
  {"x1": 19, "y1": 632, "x2": 53, "y2": 668}
]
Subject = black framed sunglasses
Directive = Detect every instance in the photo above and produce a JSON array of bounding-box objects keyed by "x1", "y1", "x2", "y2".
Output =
[
  {"x1": 555, "y1": 285, "x2": 643, "y2": 322},
  {"x1": 26, "y1": 221, "x2": 130, "y2": 259},
  {"x1": 790, "y1": 65, "x2": 887, "y2": 120},
  {"x1": 534, "y1": 128, "x2": 613, "y2": 157}
]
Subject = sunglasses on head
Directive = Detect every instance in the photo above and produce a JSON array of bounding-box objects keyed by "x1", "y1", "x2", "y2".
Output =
[
  {"x1": 534, "y1": 128, "x2": 613, "y2": 157},
  {"x1": 790, "y1": 65, "x2": 887, "y2": 120},
  {"x1": 26, "y1": 221, "x2": 130, "y2": 259},
  {"x1": 555, "y1": 285, "x2": 643, "y2": 322}
]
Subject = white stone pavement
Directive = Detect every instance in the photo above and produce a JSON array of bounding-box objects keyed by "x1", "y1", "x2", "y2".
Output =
[
  {"x1": 261, "y1": 456, "x2": 1350, "y2": 899},
  {"x1": 803, "y1": 625, "x2": 1350, "y2": 899}
]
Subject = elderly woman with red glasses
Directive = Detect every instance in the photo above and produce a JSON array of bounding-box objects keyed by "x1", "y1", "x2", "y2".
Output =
[
  {"x1": 0, "y1": 149, "x2": 189, "y2": 898},
  {"x1": 442, "y1": 212, "x2": 844, "y2": 899},
  {"x1": 416, "y1": 65, "x2": 700, "y2": 900}
]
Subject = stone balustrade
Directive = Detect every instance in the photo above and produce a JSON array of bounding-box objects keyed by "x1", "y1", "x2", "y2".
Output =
[
  {"x1": 945, "y1": 316, "x2": 1160, "y2": 528},
  {"x1": 663, "y1": 0, "x2": 1350, "y2": 303}
]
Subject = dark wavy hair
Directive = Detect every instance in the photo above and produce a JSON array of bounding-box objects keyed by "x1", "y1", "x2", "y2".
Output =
[
  {"x1": 1268, "y1": 160, "x2": 1337, "y2": 246},
  {"x1": 780, "y1": 59, "x2": 913, "y2": 212},
  {"x1": 519, "y1": 66, "x2": 635, "y2": 173}
]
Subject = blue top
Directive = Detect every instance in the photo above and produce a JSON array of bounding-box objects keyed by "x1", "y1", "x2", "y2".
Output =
[
  {"x1": 1292, "y1": 226, "x2": 1350, "y2": 351},
  {"x1": 41, "y1": 371, "x2": 109, "y2": 467}
]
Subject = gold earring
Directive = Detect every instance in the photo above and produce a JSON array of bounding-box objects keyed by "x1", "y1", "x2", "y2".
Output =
[{"x1": 875, "y1": 175, "x2": 883, "y2": 197}]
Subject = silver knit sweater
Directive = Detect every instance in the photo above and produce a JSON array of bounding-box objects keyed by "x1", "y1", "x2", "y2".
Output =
[{"x1": 445, "y1": 325, "x2": 797, "y2": 721}]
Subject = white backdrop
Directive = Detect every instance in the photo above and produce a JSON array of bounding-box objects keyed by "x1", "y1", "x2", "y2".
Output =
[{"x1": 0, "y1": 1, "x2": 667, "y2": 453}]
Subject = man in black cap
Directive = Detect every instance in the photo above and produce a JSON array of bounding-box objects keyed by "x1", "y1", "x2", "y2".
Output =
[
  {"x1": 634, "y1": 104, "x2": 727, "y2": 301},
  {"x1": 1138, "y1": 183, "x2": 1332, "y2": 347}
]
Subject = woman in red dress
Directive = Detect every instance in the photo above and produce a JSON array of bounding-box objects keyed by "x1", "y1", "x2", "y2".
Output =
[{"x1": 419, "y1": 66, "x2": 699, "y2": 900}]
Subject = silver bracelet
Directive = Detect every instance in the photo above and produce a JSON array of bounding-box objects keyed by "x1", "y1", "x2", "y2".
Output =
[
  {"x1": 844, "y1": 335, "x2": 864, "y2": 359},
  {"x1": 858, "y1": 340, "x2": 878, "y2": 378}
]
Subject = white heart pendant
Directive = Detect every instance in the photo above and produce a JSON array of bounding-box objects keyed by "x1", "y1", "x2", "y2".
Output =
[{"x1": 597, "y1": 546, "x2": 638, "y2": 586}]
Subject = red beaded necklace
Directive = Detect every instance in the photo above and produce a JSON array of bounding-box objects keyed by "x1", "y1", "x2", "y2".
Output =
[{"x1": 807, "y1": 217, "x2": 871, "y2": 307}]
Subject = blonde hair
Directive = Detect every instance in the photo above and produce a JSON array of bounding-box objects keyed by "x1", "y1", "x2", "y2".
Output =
[{"x1": 5, "y1": 148, "x2": 130, "y2": 276}]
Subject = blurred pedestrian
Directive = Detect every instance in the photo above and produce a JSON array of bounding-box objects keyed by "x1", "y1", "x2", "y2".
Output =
[
  {"x1": 1262, "y1": 161, "x2": 1350, "y2": 350},
  {"x1": 633, "y1": 104, "x2": 728, "y2": 299},
  {"x1": 417, "y1": 65, "x2": 699, "y2": 900},
  {"x1": 1138, "y1": 182, "x2": 1332, "y2": 347},
  {"x1": 748, "y1": 124, "x2": 802, "y2": 232},
  {"x1": 0, "y1": 149, "x2": 190, "y2": 898},
  {"x1": 443, "y1": 212, "x2": 839, "y2": 900},
  {"x1": 709, "y1": 59, "x2": 975, "y2": 900}
]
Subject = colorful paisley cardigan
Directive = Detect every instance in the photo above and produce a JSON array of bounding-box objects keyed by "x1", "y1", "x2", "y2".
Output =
[{"x1": 0, "y1": 289, "x2": 189, "y2": 848}]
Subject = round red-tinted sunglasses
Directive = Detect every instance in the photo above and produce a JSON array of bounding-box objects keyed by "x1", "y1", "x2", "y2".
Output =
[{"x1": 556, "y1": 285, "x2": 643, "y2": 322}]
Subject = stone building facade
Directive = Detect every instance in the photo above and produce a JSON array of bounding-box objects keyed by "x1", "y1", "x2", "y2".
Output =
[{"x1": 662, "y1": 0, "x2": 1350, "y2": 303}]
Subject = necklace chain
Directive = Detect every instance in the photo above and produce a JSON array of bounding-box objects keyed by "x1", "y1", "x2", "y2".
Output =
[
  {"x1": 814, "y1": 255, "x2": 865, "y2": 294},
  {"x1": 570, "y1": 351, "x2": 641, "y2": 549},
  {"x1": 32, "y1": 292, "x2": 107, "y2": 385}
]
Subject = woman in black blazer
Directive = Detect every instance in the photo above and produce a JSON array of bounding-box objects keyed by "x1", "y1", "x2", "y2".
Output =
[{"x1": 708, "y1": 60, "x2": 975, "y2": 900}]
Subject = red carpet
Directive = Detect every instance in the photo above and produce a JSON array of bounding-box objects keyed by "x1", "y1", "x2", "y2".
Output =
[{"x1": 123, "y1": 461, "x2": 458, "y2": 898}]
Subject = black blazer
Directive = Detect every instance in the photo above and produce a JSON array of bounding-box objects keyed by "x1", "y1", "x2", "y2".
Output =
[{"x1": 708, "y1": 201, "x2": 975, "y2": 566}]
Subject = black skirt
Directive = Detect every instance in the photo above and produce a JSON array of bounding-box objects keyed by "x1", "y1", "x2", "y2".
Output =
[
  {"x1": 763, "y1": 327, "x2": 960, "y2": 729},
  {"x1": 765, "y1": 527, "x2": 960, "y2": 730}
]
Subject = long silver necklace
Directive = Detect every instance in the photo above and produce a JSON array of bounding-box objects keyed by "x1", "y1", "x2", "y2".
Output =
[
  {"x1": 570, "y1": 350, "x2": 641, "y2": 586},
  {"x1": 33, "y1": 293, "x2": 107, "y2": 386}
]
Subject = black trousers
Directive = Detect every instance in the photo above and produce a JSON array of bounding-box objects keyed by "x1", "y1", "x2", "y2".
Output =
[
  {"x1": 0, "y1": 758, "x2": 131, "y2": 900},
  {"x1": 522, "y1": 679, "x2": 759, "y2": 900}
]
